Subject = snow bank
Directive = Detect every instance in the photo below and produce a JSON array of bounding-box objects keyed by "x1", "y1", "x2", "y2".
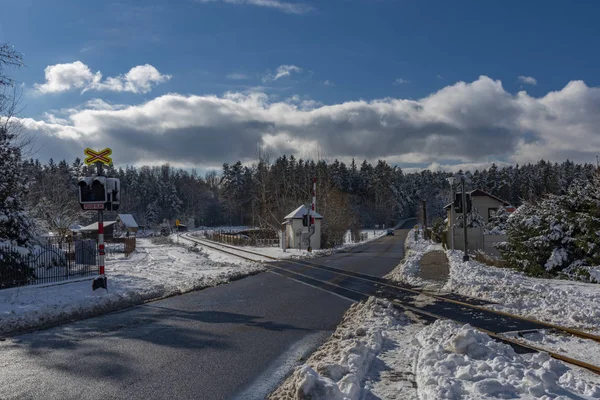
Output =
[
  {"x1": 270, "y1": 297, "x2": 414, "y2": 400},
  {"x1": 417, "y1": 320, "x2": 600, "y2": 399},
  {"x1": 387, "y1": 228, "x2": 600, "y2": 333},
  {"x1": 270, "y1": 296, "x2": 600, "y2": 399},
  {"x1": 385, "y1": 228, "x2": 436, "y2": 286},
  {"x1": 0, "y1": 239, "x2": 263, "y2": 336},
  {"x1": 445, "y1": 250, "x2": 600, "y2": 333}
]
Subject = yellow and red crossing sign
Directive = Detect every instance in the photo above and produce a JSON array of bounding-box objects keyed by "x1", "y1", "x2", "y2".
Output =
[{"x1": 84, "y1": 148, "x2": 112, "y2": 165}]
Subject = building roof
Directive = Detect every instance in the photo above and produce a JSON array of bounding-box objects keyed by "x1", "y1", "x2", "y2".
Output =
[
  {"x1": 284, "y1": 205, "x2": 324, "y2": 220},
  {"x1": 117, "y1": 214, "x2": 139, "y2": 229},
  {"x1": 444, "y1": 189, "x2": 510, "y2": 209},
  {"x1": 79, "y1": 221, "x2": 117, "y2": 232},
  {"x1": 469, "y1": 189, "x2": 510, "y2": 205}
]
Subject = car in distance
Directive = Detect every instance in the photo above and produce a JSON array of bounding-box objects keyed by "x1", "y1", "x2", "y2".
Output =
[{"x1": 386, "y1": 229, "x2": 394, "y2": 236}]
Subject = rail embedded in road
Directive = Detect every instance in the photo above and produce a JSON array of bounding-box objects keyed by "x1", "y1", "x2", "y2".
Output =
[{"x1": 180, "y1": 233, "x2": 600, "y2": 376}]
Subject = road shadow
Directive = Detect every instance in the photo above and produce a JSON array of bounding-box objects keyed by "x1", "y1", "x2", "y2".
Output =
[{"x1": 143, "y1": 304, "x2": 310, "y2": 333}]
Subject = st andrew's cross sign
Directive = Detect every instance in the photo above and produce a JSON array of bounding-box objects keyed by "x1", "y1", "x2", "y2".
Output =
[{"x1": 84, "y1": 148, "x2": 112, "y2": 165}]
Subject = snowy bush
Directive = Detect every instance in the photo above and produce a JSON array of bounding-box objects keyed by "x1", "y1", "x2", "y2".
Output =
[
  {"x1": 453, "y1": 207, "x2": 485, "y2": 228},
  {"x1": 0, "y1": 243, "x2": 34, "y2": 288},
  {"x1": 485, "y1": 208, "x2": 509, "y2": 235},
  {"x1": 500, "y1": 179, "x2": 600, "y2": 277}
]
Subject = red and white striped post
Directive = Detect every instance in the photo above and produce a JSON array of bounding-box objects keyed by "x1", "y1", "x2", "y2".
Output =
[
  {"x1": 92, "y1": 161, "x2": 108, "y2": 291},
  {"x1": 98, "y1": 210, "x2": 105, "y2": 276}
]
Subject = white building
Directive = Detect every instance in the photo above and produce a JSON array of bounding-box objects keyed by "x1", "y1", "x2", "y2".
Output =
[{"x1": 282, "y1": 205, "x2": 323, "y2": 250}]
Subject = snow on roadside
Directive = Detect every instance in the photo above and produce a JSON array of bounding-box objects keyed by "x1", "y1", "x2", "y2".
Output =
[
  {"x1": 270, "y1": 297, "x2": 600, "y2": 399},
  {"x1": 385, "y1": 229, "x2": 435, "y2": 286},
  {"x1": 0, "y1": 238, "x2": 263, "y2": 336},
  {"x1": 445, "y1": 250, "x2": 600, "y2": 334},
  {"x1": 416, "y1": 320, "x2": 600, "y2": 399},
  {"x1": 387, "y1": 228, "x2": 600, "y2": 334},
  {"x1": 269, "y1": 297, "x2": 420, "y2": 400}
]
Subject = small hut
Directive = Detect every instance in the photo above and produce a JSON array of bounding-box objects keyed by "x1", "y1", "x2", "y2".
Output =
[{"x1": 282, "y1": 205, "x2": 323, "y2": 250}]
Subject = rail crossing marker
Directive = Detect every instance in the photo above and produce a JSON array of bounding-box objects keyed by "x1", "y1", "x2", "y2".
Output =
[
  {"x1": 82, "y1": 148, "x2": 113, "y2": 291},
  {"x1": 84, "y1": 148, "x2": 112, "y2": 165}
]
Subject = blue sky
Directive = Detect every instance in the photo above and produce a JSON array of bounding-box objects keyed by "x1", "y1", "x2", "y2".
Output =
[{"x1": 2, "y1": 0, "x2": 600, "y2": 171}]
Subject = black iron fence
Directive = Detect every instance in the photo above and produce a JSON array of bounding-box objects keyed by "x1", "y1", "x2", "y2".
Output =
[
  {"x1": 0, "y1": 236, "x2": 137, "y2": 290},
  {"x1": 0, "y1": 238, "x2": 98, "y2": 289}
]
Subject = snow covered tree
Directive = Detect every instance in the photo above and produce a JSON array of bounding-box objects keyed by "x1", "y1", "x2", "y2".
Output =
[
  {"x1": 453, "y1": 207, "x2": 485, "y2": 228},
  {"x1": 500, "y1": 178, "x2": 600, "y2": 277},
  {"x1": 0, "y1": 44, "x2": 35, "y2": 286},
  {"x1": 485, "y1": 208, "x2": 509, "y2": 235},
  {"x1": 0, "y1": 44, "x2": 33, "y2": 246}
]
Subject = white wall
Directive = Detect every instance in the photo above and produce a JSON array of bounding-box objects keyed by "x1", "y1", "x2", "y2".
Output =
[
  {"x1": 285, "y1": 219, "x2": 321, "y2": 250},
  {"x1": 452, "y1": 228, "x2": 506, "y2": 257}
]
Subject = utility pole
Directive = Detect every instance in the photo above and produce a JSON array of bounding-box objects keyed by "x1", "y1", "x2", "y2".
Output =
[
  {"x1": 461, "y1": 174, "x2": 469, "y2": 262},
  {"x1": 447, "y1": 177, "x2": 455, "y2": 251},
  {"x1": 422, "y1": 200, "x2": 427, "y2": 239}
]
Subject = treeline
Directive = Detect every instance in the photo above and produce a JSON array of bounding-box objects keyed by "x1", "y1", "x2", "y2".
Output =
[{"x1": 21, "y1": 155, "x2": 597, "y2": 247}]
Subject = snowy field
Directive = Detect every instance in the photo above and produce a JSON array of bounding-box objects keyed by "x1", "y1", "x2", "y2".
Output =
[
  {"x1": 270, "y1": 297, "x2": 600, "y2": 399},
  {"x1": 0, "y1": 238, "x2": 263, "y2": 336},
  {"x1": 388, "y1": 229, "x2": 600, "y2": 334}
]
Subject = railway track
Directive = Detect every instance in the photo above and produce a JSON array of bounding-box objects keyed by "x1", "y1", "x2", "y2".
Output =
[{"x1": 181, "y1": 232, "x2": 600, "y2": 375}]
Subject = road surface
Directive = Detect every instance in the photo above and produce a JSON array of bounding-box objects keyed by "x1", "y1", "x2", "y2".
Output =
[{"x1": 0, "y1": 222, "x2": 413, "y2": 400}]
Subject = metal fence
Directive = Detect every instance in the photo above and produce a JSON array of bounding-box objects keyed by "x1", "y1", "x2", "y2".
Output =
[
  {"x1": 0, "y1": 238, "x2": 99, "y2": 289},
  {"x1": 203, "y1": 232, "x2": 280, "y2": 248}
]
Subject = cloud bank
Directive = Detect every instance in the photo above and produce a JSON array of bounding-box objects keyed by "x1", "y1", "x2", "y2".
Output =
[
  {"x1": 34, "y1": 62, "x2": 170, "y2": 94},
  {"x1": 197, "y1": 0, "x2": 313, "y2": 14},
  {"x1": 21, "y1": 76, "x2": 600, "y2": 170}
]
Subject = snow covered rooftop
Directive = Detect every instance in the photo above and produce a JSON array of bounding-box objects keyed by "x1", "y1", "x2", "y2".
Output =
[
  {"x1": 117, "y1": 214, "x2": 139, "y2": 229},
  {"x1": 79, "y1": 221, "x2": 117, "y2": 231},
  {"x1": 284, "y1": 205, "x2": 323, "y2": 220}
]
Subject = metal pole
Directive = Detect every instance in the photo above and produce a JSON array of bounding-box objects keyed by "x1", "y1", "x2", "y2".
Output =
[
  {"x1": 98, "y1": 210, "x2": 105, "y2": 276},
  {"x1": 422, "y1": 200, "x2": 427, "y2": 239},
  {"x1": 461, "y1": 175, "x2": 469, "y2": 262},
  {"x1": 93, "y1": 161, "x2": 107, "y2": 290},
  {"x1": 450, "y1": 183, "x2": 455, "y2": 251}
]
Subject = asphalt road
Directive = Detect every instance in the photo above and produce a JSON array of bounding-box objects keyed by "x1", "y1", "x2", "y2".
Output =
[{"x1": 0, "y1": 224, "x2": 411, "y2": 400}]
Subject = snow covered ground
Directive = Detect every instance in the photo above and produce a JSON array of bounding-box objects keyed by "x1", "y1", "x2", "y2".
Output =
[
  {"x1": 270, "y1": 297, "x2": 600, "y2": 399},
  {"x1": 0, "y1": 238, "x2": 263, "y2": 336},
  {"x1": 445, "y1": 250, "x2": 600, "y2": 334},
  {"x1": 386, "y1": 228, "x2": 440, "y2": 287},
  {"x1": 388, "y1": 229, "x2": 600, "y2": 334}
]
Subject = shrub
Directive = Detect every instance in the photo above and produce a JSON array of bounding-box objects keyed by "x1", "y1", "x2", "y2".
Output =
[{"x1": 500, "y1": 178, "x2": 600, "y2": 276}]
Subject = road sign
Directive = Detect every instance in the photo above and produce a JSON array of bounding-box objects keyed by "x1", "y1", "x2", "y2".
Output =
[
  {"x1": 83, "y1": 203, "x2": 105, "y2": 210},
  {"x1": 84, "y1": 148, "x2": 112, "y2": 165},
  {"x1": 176, "y1": 219, "x2": 180, "y2": 226}
]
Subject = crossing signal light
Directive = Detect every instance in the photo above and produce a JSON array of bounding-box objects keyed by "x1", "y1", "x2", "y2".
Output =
[
  {"x1": 454, "y1": 193, "x2": 472, "y2": 214},
  {"x1": 78, "y1": 177, "x2": 120, "y2": 211}
]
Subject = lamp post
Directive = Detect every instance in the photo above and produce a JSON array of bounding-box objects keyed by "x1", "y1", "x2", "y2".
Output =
[
  {"x1": 461, "y1": 174, "x2": 469, "y2": 262},
  {"x1": 446, "y1": 176, "x2": 455, "y2": 251}
]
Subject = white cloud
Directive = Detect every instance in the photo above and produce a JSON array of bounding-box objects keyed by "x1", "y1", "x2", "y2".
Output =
[
  {"x1": 87, "y1": 64, "x2": 171, "y2": 94},
  {"x1": 34, "y1": 61, "x2": 102, "y2": 93},
  {"x1": 227, "y1": 73, "x2": 249, "y2": 80},
  {"x1": 394, "y1": 78, "x2": 409, "y2": 85},
  {"x1": 324, "y1": 80, "x2": 335, "y2": 87},
  {"x1": 20, "y1": 76, "x2": 600, "y2": 170},
  {"x1": 34, "y1": 62, "x2": 170, "y2": 94},
  {"x1": 264, "y1": 65, "x2": 302, "y2": 82},
  {"x1": 518, "y1": 75, "x2": 537, "y2": 85},
  {"x1": 197, "y1": 0, "x2": 313, "y2": 14}
]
